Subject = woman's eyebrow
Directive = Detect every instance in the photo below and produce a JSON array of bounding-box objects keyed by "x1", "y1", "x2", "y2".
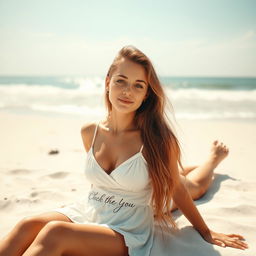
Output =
[{"x1": 116, "y1": 74, "x2": 147, "y2": 85}]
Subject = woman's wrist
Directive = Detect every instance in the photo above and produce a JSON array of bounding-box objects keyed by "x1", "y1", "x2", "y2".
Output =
[{"x1": 195, "y1": 226, "x2": 211, "y2": 238}]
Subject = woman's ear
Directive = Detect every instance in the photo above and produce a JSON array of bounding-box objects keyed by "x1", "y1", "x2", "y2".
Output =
[{"x1": 105, "y1": 76, "x2": 110, "y2": 91}]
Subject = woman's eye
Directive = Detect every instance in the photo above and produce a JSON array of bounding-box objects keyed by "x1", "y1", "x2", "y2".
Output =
[
  {"x1": 135, "y1": 84, "x2": 143, "y2": 88},
  {"x1": 116, "y1": 79, "x2": 124, "y2": 83}
]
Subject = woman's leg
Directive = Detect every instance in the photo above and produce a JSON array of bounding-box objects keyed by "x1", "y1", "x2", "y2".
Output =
[
  {"x1": 179, "y1": 165, "x2": 199, "y2": 176},
  {"x1": 0, "y1": 211, "x2": 71, "y2": 256},
  {"x1": 172, "y1": 140, "x2": 229, "y2": 211},
  {"x1": 22, "y1": 221, "x2": 128, "y2": 256}
]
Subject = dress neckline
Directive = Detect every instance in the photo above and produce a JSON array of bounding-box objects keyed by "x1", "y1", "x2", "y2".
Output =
[
  {"x1": 89, "y1": 146, "x2": 145, "y2": 176},
  {"x1": 89, "y1": 122, "x2": 145, "y2": 176}
]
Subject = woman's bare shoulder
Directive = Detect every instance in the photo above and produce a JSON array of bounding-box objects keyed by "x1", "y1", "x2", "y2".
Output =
[{"x1": 80, "y1": 122, "x2": 98, "y2": 152}]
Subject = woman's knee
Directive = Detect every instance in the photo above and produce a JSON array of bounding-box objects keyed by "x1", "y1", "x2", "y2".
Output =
[
  {"x1": 39, "y1": 221, "x2": 70, "y2": 244},
  {"x1": 34, "y1": 221, "x2": 70, "y2": 252},
  {"x1": 1, "y1": 216, "x2": 48, "y2": 248},
  {"x1": 16, "y1": 211, "x2": 71, "y2": 235},
  {"x1": 181, "y1": 175, "x2": 208, "y2": 200},
  {"x1": 18, "y1": 216, "x2": 48, "y2": 233},
  {"x1": 190, "y1": 182, "x2": 208, "y2": 200},
  {"x1": 40, "y1": 221, "x2": 69, "y2": 237}
]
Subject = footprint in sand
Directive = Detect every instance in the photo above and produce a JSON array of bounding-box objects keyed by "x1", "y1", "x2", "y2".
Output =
[
  {"x1": 15, "y1": 198, "x2": 39, "y2": 204},
  {"x1": 47, "y1": 171, "x2": 69, "y2": 179},
  {"x1": 29, "y1": 190, "x2": 52, "y2": 198},
  {"x1": 8, "y1": 169, "x2": 31, "y2": 175},
  {"x1": 0, "y1": 200, "x2": 12, "y2": 209}
]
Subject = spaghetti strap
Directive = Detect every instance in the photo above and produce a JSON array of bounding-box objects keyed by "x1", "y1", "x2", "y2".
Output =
[
  {"x1": 91, "y1": 122, "x2": 100, "y2": 149},
  {"x1": 139, "y1": 144, "x2": 144, "y2": 152}
]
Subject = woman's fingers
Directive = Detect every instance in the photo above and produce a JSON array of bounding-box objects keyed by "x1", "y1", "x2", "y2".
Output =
[
  {"x1": 226, "y1": 234, "x2": 249, "y2": 249},
  {"x1": 205, "y1": 230, "x2": 249, "y2": 250},
  {"x1": 227, "y1": 233, "x2": 245, "y2": 240},
  {"x1": 213, "y1": 236, "x2": 249, "y2": 250},
  {"x1": 213, "y1": 239, "x2": 226, "y2": 247},
  {"x1": 231, "y1": 239, "x2": 247, "y2": 248},
  {"x1": 227, "y1": 240, "x2": 248, "y2": 250}
]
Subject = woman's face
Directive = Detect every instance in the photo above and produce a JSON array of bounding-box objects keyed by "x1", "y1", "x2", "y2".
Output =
[{"x1": 106, "y1": 58, "x2": 148, "y2": 114}]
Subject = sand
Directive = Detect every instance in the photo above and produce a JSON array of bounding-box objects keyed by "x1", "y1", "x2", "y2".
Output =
[{"x1": 0, "y1": 111, "x2": 255, "y2": 255}]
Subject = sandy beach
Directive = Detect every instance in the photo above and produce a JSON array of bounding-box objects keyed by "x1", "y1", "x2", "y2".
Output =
[{"x1": 0, "y1": 111, "x2": 255, "y2": 255}]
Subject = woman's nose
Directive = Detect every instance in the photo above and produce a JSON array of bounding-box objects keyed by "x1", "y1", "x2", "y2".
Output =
[{"x1": 122, "y1": 83, "x2": 132, "y2": 93}]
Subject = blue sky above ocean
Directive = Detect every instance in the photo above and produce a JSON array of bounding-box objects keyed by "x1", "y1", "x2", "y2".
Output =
[{"x1": 0, "y1": 0, "x2": 255, "y2": 76}]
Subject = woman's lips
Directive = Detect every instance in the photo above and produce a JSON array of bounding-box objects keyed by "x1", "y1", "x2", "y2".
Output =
[{"x1": 118, "y1": 98, "x2": 134, "y2": 104}]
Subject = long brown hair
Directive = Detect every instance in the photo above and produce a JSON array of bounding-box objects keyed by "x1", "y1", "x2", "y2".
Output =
[{"x1": 105, "y1": 45, "x2": 183, "y2": 231}]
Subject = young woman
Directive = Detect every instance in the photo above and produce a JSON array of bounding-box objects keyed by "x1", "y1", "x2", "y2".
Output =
[{"x1": 0, "y1": 46, "x2": 248, "y2": 256}]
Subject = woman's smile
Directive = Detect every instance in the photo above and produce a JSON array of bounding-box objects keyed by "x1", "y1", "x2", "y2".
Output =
[{"x1": 118, "y1": 97, "x2": 134, "y2": 104}]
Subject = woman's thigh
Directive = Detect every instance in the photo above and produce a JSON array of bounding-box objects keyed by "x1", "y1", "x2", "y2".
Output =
[
  {"x1": 21, "y1": 211, "x2": 73, "y2": 236},
  {"x1": 29, "y1": 211, "x2": 73, "y2": 223},
  {"x1": 5, "y1": 211, "x2": 72, "y2": 238},
  {"x1": 41, "y1": 221, "x2": 129, "y2": 256},
  {"x1": 19, "y1": 211, "x2": 73, "y2": 231},
  {"x1": 0, "y1": 212, "x2": 73, "y2": 256}
]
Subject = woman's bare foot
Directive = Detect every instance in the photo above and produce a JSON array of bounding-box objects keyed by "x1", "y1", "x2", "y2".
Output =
[
  {"x1": 207, "y1": 140, "x2": 229, "y2": 169},
  {"x1": 180, "y1": 140, "x2": 229, "y2": 176}
]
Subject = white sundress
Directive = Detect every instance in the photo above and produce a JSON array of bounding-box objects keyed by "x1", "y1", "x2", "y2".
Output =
[{"x1": 54, "y1": 122, "x2": 156, "y2": 256}]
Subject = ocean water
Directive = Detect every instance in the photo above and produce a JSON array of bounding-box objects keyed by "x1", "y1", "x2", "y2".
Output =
[{"x1": 0, "y1": 76, "x2": 255, "y2": 121}]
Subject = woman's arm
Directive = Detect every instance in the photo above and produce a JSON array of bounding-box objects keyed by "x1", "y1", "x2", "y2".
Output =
[
  {"x1": 172, "y1": 179, "x2": 248, "y2": 250},
  {"x1": 172, "y1": 179, "x2": 209, "y2": 236}
]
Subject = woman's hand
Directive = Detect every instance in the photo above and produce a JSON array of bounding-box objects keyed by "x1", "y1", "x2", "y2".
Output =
[
  {"x1": 172, "y1": 182, "x2": 249, "y2": 250},
  {"x1": 201, "y1": 229, "x2": 248, "y2": 250}
]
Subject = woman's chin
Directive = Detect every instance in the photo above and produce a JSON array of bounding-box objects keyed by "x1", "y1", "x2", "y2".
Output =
[{"x1": 112, "y1": 105, "x2": 138, "y2": 115}]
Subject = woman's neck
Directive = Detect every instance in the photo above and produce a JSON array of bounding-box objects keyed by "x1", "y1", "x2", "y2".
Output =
[{"x1": 104, "y1": 111, "x2": 137, "y2": 134}]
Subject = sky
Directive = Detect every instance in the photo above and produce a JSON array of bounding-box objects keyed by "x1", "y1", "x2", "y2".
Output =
[{"x1": 0, "y1": 0, "x2": 255, "y2": 77}]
